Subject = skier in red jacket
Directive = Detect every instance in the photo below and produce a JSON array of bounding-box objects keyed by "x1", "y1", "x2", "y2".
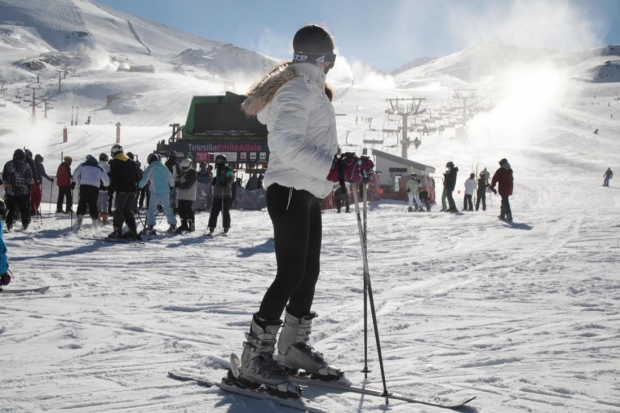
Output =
[
  {"x1": 490, "y1": 158, "x2": 514, "y2": 222},
  {"x1": 56, "y1": 156, "x2": 73, "y2": 213}
]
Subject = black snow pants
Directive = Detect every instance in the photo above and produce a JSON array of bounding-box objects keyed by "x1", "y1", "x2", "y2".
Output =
[
  {"x1": 500, "y1": 195, "x2": 512, "y2": 219},
  {"x1": 77, "y1": 185, "x2": 99, "y2": 220},
  {"x1": 476, "y1": 191, "x2": 486, "y2": 211},
  {"x1": 463, "y1": 194, "x2": 473, "y2": 211},
  {"x1": 446, "y1": 189, "x2": 457, "y2": 211},
  {"x1": 178, "y1": 199, "x2": 195, "y2": 228},
  {"x1": 208, "y1": 196, "x2": 231, "y2": 230},
  {"x1": 258, "y1": 184, "x2": 322, "y2": 321},
  {"x1": 6, "y1": 195, "x2": 30, "y2": 228},
  {"x1": 57, "y1": 186, "x2": 73, "y2": 212},
  {"x1": 112, "y1": 192, "x2": 137, "y2": 232}
]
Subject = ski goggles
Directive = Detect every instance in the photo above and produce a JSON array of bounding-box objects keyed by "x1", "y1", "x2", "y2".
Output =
[{"x1": 293, "y1": 51, "x2": 337, "y2": 69}]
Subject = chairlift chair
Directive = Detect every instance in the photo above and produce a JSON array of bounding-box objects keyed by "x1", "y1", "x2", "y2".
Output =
[
  {"x1": 363, "y1": 128, "x2": 384, "y2": 145},
  {"x1": 340, "y1": 131, "x2": 362, "y2": 154}
]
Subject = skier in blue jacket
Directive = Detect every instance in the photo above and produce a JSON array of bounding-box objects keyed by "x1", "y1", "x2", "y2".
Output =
[
  {"x1": 139, "y1": 153, "x2": 177, "y2": 235},
  {"x1": 0, "y1": 198, "x2": 12, "y2": 290}
]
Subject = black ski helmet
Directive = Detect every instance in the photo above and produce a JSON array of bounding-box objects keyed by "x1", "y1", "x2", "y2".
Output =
[
  {"x1": 499, "y1": 158, "x2": 508, "y2": 166},
  {"x1": 111, "y1": 144, "x2": 123, "y2": 156},
  {"x1": 99, "y1": 153, "x2": 109, "y2": 162},
  {"x1": 470, "y1": 173, "x2": 475, "y2": 179},
  {"x1": 0, "y1": 197, "x2": 6, "y2": 221},
  {"x1": 147, "y1": 153, "x2": 161, "y2": 164},
  {"x1": 13, "y1": 149, "x2": 26, "y2": 161},
  {"x1": 169, "y1": 151, "x2": 178, "y2": 161},
  {"x1": 34, "y1": 154, "x2": 44, "y2": 163},
  {"x1": 24, "y1": 149, "x2": 33, "y2": 159},
  {"x1": 446, "y1": 161, "x2": 454, "y2": 168},
  {"x1": 215, "y1": 154, "x2": 227, "y2": 165},
  {"x1": 292, "y1": 25, "x2": 336, "y2": 72},
  {"x1": 126, "y1": 152, "x2": 134, "y2": 160}
]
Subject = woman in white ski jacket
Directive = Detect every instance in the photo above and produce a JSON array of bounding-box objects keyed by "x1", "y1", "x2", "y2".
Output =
[
  {"x1": 232, "y1": 24, "x2": 350, "y2": 395},
  {"x1": 72, "y1": 155, "x2": 110, "y2": 229}
]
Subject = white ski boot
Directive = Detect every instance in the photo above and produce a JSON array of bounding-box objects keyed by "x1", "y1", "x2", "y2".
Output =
[
  {"x1": 230, "y1": 314, "x2": 301, "y2": 396},
  {"x1": 277, "y1": 309, "x2": 343, "y2": 380}
]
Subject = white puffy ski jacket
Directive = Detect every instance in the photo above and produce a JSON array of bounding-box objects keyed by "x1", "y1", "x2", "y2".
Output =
[{"x1": 243, "y1": 63, "x2": 338, "y2": 199}]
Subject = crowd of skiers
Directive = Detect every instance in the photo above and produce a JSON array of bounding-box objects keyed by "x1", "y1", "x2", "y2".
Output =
[
  {"x1": 0, "y1": 144, "x2": 239, "y2": 244},
  {"x1": 433, "y1": 159, "x2": 514, "y2": 221}
]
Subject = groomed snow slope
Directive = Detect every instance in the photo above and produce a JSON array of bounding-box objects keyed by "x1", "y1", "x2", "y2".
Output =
[{"x1": 1, "y1": 76, "x2": 619, "y2": 413}]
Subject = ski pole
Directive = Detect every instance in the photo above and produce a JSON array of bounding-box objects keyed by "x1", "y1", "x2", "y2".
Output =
[
  {"x1": 360, "y1": 183, "x2": 370, "y2": 377},
  {"x1": 352, "y1": 181, "x2": 390, "y2": 404},
  {"x1": 49, "y1": 179, "x2": 53, "y2": 214}
]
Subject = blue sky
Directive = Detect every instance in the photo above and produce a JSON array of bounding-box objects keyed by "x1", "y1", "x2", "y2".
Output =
[{"x1": 96, "y1": 0, "x2": 620, "y2": 72}]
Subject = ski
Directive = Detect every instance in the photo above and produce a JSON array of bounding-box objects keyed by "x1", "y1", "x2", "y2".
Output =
[
  {"x1": 168, "y1": 371, "x2": 327, "y2": 413},
  {"x1": 1, "y1": 286, "x2": 50, "y2": 294},
  {"x1": 289, "y1": 374, "x2": 476, "y2": 409},
  {"x1": 78, "y1": 236, "x2": 143, "y2": 244}
]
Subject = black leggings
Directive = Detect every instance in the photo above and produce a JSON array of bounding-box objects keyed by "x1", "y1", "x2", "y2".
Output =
[{"x1": 258, "y1": 184, "x2": 322, "y2": 321}]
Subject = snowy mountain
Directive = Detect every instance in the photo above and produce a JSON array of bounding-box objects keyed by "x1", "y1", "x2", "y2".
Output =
[
  {"x1": 0, "y1": 0, "x2": 278, "y2": 131},
  {"x1": 395, "y1": 39, "x2": 620, "y2": 87},
  {"x1": 1, "y1": 2, "x2": 620, "y2": 413}
]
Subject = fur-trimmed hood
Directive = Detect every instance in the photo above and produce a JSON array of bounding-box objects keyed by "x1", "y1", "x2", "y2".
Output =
[{"x1": 242, "y1": 63, "x2": 333, "y2": 116}]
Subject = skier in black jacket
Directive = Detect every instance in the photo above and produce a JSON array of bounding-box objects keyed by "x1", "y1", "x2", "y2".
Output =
[
  {"x1": 107, "y1": 144, "x2": 141, "y2": 240},
  {"x1": 445, "y1": 161, "x2": 458, "y2": 212},
  {"x1": 165, "y1": 152, "x2": 181, "y2": 214}
]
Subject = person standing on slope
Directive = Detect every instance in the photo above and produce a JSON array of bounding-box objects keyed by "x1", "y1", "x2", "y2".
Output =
[
  {"x1": 23, "y1": 150, "x2": 38, "y2": 216},
  {"x1": 2, "y1": 149, "x2": 33, "y2": 231},
  {"x1": 33, "y1": 154, "x2": 54, "y2": 216},
  {"x1": 97, "y1": 153, "x2": 111, "y2": 225},
  {"x1": 139, "y1": 153, "x2": 177, "y2": 235},
  {"x1": 406, "y1": 173, "x2": 422, "y2": 212},
  {"x1": 72, "y1": 155, "x2": 110, "y2": 230},
  {"x1": 56, "y1": 156, "x2": 73, "y2": 214},
  {"x1": 490, "y1": 158, "x2": 514, "y2": 222},
  {"x1": 175, "y1": 158, "x2": 197, "y2": 233},
  {"x1": 445, "y1": 161, "x2": 459, "y2": 213},
  {"x1": 107, "y1": 144, "x2": 141, "y2": 240},
  {"x1": 475, "y1": 172, "x2": 487, "y2": 211},
  {"x1": 232, "y1": 24, "x2": 373, "y2": 395},
  {"x1": 463, "y1": 173, "x2": 476, "y2": 211},
  {"x1": 207, "y1": 155, "x2": 234, "y2": 235},
  {"x1": 603, "y1": 167, "x2": 613, "y2": 187}
]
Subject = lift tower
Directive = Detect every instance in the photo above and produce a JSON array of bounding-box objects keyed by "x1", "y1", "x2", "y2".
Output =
[
  {"x1": 385, "y1": 97, "x2": 425, "y2": 159},
  {"x1": 453, "y1": 89, "x2": 477, "y2": 127}
]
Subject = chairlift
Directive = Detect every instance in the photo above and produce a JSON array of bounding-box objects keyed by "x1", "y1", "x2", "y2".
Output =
[
  {"x1": 340, "y1": 131, "x2": 362, "y2": 154},
  {"x1": 363, "y1": 128, "x2": 384, "y2": 145}
]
